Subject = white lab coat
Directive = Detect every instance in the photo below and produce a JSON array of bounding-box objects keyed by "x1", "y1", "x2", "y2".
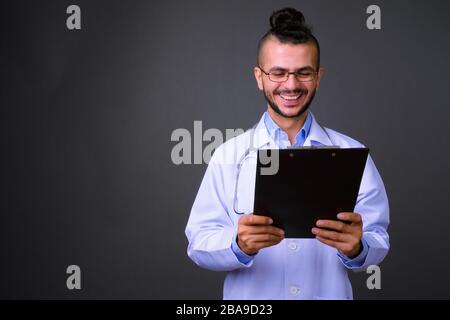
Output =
[{"x1": 185, "y1": 112, "x2": 390, "y2": 299}]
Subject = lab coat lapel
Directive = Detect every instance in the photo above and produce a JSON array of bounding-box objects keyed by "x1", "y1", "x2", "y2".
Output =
[{"x1": 251, "y1": 114, "x2": 278, "y2": 150}]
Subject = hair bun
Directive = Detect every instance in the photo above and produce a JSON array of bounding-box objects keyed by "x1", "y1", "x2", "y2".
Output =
[
  {"x1": 270, "y1": 8, "x2": 306, "y2": 32},
  {"x1": 258, "y1": 7, "x2": 319, "y2": 66}
]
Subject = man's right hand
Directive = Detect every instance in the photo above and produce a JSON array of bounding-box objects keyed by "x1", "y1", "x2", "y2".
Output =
[{"x1": 237, "y1": 214, "x2": 285, "y2": 255}]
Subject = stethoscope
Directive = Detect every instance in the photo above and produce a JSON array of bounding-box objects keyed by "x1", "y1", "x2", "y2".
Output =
[{"x1": 233, "y1": 120, "x2": 334, "y2": 215}]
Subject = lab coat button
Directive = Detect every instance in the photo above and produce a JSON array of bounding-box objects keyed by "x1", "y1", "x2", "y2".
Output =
[{"x1": 289, "y1": 286, "x2": 300, "y2": 295}]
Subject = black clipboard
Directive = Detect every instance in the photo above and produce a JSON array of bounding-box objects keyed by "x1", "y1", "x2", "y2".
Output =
[{"x1": 253, "y1": 147, "x2": 369, "y2": 238}]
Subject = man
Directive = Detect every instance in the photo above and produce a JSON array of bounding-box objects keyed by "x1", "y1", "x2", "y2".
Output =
[{"x1": 185, "y1": 8, "x2": 389, "y2": 299}]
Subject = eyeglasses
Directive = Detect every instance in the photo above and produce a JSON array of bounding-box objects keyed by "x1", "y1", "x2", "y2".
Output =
[{"x1": 258, "y1": 66, "x2": 318, "y2": 83}]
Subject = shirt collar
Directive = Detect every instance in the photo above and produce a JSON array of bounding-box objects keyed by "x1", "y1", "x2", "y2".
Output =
[
  {"x1": 252, "y1": 111, "x2": 332, "y2": 149},
  {"x1": 263, "y1": 111, "x2": 313, "y2": 147}
]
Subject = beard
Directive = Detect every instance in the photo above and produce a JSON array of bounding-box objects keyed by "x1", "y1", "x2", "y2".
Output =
[{"x1": 263, "y1": 88, "x2": 317, "y2": 119}]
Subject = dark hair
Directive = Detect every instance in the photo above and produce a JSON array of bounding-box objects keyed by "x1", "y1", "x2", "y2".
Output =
[{"x1": 257, "y1": 8, "x2": 320, "y2": 68}]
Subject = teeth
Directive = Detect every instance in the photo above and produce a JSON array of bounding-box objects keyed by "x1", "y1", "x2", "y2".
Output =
[{"x1": 280, "y1": 94, "x2": 301, "y2": 100}]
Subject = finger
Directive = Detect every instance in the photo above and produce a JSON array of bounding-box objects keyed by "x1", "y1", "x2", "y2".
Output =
[
  {"x1": 247, "y1": 239, "x2": 284, "y2": 253},
  {"x1": 315, "y1": 219, "x2": 349, "y2": 232},
  {"x1": 311, "y1": 227, "x2": 349, "y2": 242},
  {"x1": 315, "y1": 236, "x2": 342, "y2": 250},
  {"x1": 256, "y1": 240, "x2": 283, "y2": 251},
  {"x1": 251, "y1": 234, "x2": 284, "y2": 243},
  {"x1": 337, "y1": 212, "x2": 362, "y2": 224},
  {"x1": 246, "y1": 225, "x2": 285, "y2": 237},
  {"x1": 315, "y1": 236, "x2": 355, "y2": 256},
  {"x1": 240, "y1": 215, "x2": 273, "y2": 226}
]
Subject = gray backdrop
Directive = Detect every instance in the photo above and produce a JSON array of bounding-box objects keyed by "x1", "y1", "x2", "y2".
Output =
[{"x1": 1, "y1": 0, "x2": 449, "y2": 299}]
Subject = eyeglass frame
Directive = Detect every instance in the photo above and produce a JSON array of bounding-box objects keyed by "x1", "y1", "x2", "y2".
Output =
[{"x1": 257, "y1": 66, "x2": 319, "y2": 83}]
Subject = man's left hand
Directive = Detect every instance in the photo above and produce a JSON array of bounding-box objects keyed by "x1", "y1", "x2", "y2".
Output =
[{"x1": 312, "y1": 212, "x2": 363, "y2": 259}]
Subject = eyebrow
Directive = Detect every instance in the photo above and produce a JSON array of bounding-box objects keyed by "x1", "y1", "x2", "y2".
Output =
[{"x1": 269, "y1": 66, "x2": 316, "y2": 72}]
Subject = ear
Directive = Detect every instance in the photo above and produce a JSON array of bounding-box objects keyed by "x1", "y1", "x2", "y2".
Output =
[
  {"x1": 315, "y1": 67, "x2": 324, "y2": 90},
  {"x1": 254, "y1": 66, "x2": 264, "y2": 91}
]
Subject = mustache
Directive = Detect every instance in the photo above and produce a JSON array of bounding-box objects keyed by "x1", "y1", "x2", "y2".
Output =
[{"x1": 275, "y1": 89, "x2": 307, "y2": 95}]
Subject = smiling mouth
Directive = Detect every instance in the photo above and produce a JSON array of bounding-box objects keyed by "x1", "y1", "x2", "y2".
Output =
[
  {"x1": 278, "y1": 91, "x2": 305, "y2": 104},
  {"x1": 280, "y1": 93, "x2": 302, "y2": 100}
]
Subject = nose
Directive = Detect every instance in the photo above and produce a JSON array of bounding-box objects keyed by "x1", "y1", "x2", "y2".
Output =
[{"x1": 283, "y1": 73, "x2": 301, "y2": 90}]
